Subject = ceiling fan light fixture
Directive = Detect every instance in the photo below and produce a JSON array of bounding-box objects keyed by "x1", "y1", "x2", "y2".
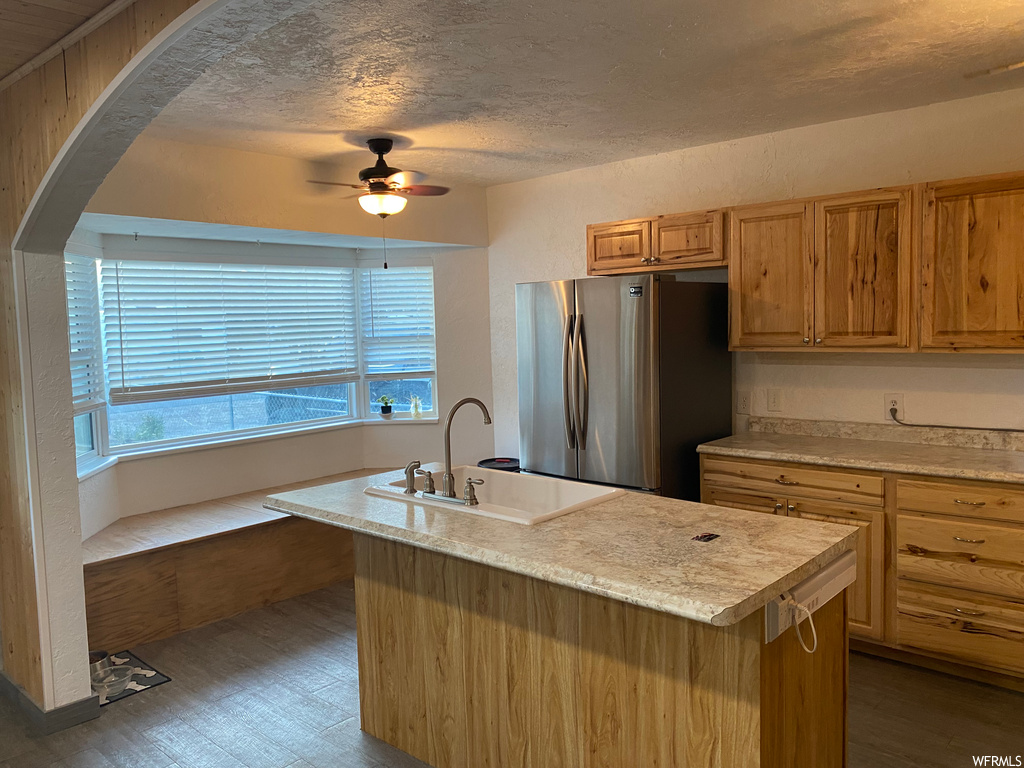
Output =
[{"x1": 359, "y1": 191, "x2": 407, "y2": 217}]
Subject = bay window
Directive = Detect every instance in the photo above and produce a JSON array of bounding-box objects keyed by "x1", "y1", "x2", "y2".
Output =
[
  {"x1": 360, "y1": 267, "x2": 436, "y2": 414},
  {"x1": 65, "y1": 254, "x2": 104, "y2": 463},
  {"x1": 64, "y1": 253, "x2": 437, "y2": 459}
]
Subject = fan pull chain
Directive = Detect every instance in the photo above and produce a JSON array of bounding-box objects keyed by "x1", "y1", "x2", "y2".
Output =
[{"x1": 381, "y1": 217, "x2": 389, "y2": 269}]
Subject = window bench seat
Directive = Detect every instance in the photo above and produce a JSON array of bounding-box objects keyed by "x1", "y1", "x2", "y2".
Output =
[{"x1": 82, "y1": 468, "x2": 387, "y2": 651}]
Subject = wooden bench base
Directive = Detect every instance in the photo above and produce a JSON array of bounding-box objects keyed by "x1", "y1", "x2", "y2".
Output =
[
  {"x1": 82, "y1": 469, "x2": 379, "y2": 651},
  {"x1": 84, "y1": 517, "x2": 353, "y2": 650}
]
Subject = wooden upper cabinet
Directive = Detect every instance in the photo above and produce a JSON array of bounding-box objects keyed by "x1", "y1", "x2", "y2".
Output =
[
  {"x1": 921, "y1": 173, "x2": 1024, "y2": 350},
  {"x1": 652, "y1": 210, "x2": 724, "y2": 269},
  {"x1": 813, "y1": 188, "x2": 912, "y2": 348},
  {"x1": 728, "y1": 201, "x2": 814, "y2": 348},
  {"x1": 586, "y1": 219, "x2": 651, "y2": 274},
  {"x1": 586, "y1": 211, "x2": 724, "y2": 274}
]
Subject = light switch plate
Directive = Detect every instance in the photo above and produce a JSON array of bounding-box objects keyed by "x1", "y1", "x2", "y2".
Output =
[{"x1": 767, "y1": 389, "x2": 782, "y2": 413}]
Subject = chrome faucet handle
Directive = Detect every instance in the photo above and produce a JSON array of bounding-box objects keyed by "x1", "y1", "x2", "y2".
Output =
[
  {"x1": 415, "y1": 468, "x2": 435, "y2": 494},
  {"x1": 403, "y1": 460, "x2": 421, "y2": 494},
  {"x1": 464, "y1": 477, "x2": 484, "y2": 506}
]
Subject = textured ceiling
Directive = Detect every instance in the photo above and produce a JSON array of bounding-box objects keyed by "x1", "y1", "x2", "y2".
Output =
[{"x1": 147, "y1": 0, "x2": 1024, "y2": 187}]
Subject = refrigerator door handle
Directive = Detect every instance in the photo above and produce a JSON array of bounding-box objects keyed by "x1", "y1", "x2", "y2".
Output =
[
  {"x1": 561, "y1": 315, "x2": 576, "y2": 450},
  {"x1": 572, "y1": 313, "x2": 588, "y2": 450}
]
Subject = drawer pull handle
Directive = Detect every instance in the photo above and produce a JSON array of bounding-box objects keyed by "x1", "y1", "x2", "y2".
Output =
[
  {"x1": 952, "y1": 536, "x2": 986, "y2": 544},
  {"x1": 954, "y1": 608, "x2": 986, "y2": 617},
  {"x1": 953, "y1": 498, "x2": 986, "y2": 507},
  {"x1": 774, "y1": 503, "x2": 783, "y2": 511},
  {"x1": 775, "y1": 476, "x2": 799, "y2": 485}
]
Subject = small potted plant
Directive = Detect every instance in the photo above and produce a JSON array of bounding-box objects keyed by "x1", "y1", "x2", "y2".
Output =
[{"x1": 376, "y1": 395, "x2": 396, "y2": 419}]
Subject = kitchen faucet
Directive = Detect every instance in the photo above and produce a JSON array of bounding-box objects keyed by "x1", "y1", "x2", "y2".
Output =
[{"x1": 442, "y1": 398, "x2": 492, "y2": 498}]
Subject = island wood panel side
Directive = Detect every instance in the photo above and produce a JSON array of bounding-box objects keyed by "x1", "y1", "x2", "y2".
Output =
[
  {"x1": 761, "y1": 592, "x2": 848, "y2": 768},
  {"x1": 352, "y1": 533, "x2": 765, "y2": 768}
]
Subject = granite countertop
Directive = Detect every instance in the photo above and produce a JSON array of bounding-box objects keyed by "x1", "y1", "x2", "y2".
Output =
[
  {"x1": 264, "y1": 469, "x2": 857, "y2": 627},
  {"x1": 699, "y1": 432, "x2": 1024, "y2": 484}
]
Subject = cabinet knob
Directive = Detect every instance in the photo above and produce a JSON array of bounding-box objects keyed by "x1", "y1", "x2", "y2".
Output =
[
  {"x1": 787, "y1": 504, "x2": 796, "y2": 512},
  {"x1": 802, "y1": 337, "x2": 810, "y2": 344},
  {"x1": 774, "y1": 503, "x2": 783, "y2": 511},
  {"x1": 815, "y1": 338, "x2": 823, "y2": 345},
  {"x1": 640, "y1": 257, "x2": 650, "y2": 264}
]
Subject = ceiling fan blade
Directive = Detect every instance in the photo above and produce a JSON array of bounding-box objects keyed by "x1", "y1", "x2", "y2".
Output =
[
  {"x1": 399, "y1": 185, "x2": 450, "y2": 196},
  {"x1": 307, "y1": 180, "x2": 365, "y2": 189},
  {"x1": 387, "y1": 170, "x2": 427, "y2": 187}
]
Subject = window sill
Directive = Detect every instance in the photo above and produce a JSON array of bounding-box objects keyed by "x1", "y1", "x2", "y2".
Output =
[
  {"x1": 111, "y1": 416, "x2": 440, "y2": 463},
  {"x1": 78, "y1": 455, "x2": 118, "y2": 481}
]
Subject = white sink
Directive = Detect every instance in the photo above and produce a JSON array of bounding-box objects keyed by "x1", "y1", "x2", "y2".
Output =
[{"x1": 364, "y1": 464, "x2": 624, "y2": 525}]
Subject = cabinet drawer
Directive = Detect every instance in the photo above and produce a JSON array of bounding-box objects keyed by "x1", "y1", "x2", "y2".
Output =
[
  {"x1": 897, "y1": 580, "x2": 1024, "y2": 676},
  {"x1": 701, "y1": 457, "x2": 883, "y2": 505},
  {"x1": 702, "y1": 485, "x2": 784, "y2": 515},
  {"x1": 898, "y1": 478, "x2": 1024, "y2": 524},
  {"x1": 897, "y1": 513, "x2": 1024, "y2": 599}
]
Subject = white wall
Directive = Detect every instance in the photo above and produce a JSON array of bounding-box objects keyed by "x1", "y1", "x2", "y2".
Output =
[
  {"x1": 79, "y1": 468, "x2": 120, "y2": 540},
  {"x1": 485, "y1": 88, "x2": 1024, "y2": 455},
  {"x1": 77, "y1": 243, "x2": 495, "y2": 527},
  {"x1": 18, "y1": 251, "x2": 92, "y2": 708}
]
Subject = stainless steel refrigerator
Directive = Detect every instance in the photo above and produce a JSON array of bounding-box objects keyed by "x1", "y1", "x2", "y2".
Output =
[{"x1": 516, "y1": 275, "x2": 730, "y2": 500}]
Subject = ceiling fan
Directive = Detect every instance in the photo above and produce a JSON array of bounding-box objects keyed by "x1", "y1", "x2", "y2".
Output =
[{"x1": 308, "y1": 138, "x2": 450, "y2": 217}]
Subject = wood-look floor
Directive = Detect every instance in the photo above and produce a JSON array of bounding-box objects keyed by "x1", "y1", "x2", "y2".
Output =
[{"x1": 1, "y1": 580, "x2": 1020, "y2": 768}]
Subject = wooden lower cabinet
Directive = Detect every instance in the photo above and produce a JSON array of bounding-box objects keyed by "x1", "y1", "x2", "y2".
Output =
[
  {"x1": 701, "y1": 454, "x2": 1024, "y2": 686},
  {"x1": 702, "y1": 485, "x2": 785, "y2": 515},
  {"x1": 788, "y1": 499, "x2": 885, "y2": 641},
  {"x1": 897, "y1": 580, "x2": 1024, "y2": 676},
  {"x1": 703, "y1": 477, "x2": 884, "y2": 642}
]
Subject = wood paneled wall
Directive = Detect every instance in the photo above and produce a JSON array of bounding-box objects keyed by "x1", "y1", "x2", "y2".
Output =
[
  {"x1": 354, "y1": 533, "x2": 849, "y2": 768},
  {"x1": 0, "y1": 0, "x2": 198, "y2": 705},
  {"x1": 353, "y1": 533, "x2": 765, "y2": 768}
]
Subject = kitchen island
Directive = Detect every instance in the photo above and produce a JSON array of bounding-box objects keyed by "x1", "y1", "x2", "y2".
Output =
[{"x1": 265, "y1": 468, "x2": 859, "y2": 768}]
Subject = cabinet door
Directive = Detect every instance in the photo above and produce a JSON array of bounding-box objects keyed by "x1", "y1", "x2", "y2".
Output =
[
  {"x1": 813, "y1": 188, "x2": 912, "y2": 348},
  {"x1": 586, "y1": 219, "x2": 652, "y2": 274},
  {"x1": 702, "y1": 485, "x2": 785, "y2": 515},
  {"x1": 921, "y1": 174, "x2": 1024, "y2": 349},
  {"x1": 728, "y1": 202, "x2": 814, "y2": 349},
  {"x1": 653, "y1": 211, "x2": 724, "y2": 268},
  {"x1": 787, "y1": 499, "x2": 885, "y2": 641}
]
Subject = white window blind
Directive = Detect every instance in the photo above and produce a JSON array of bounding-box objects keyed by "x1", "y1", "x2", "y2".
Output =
[
  {"x1": 359, "y1": 267, "x2": 436, "y2": 378},
  {"x1": 100, "y1": 261, "x2": 359, "y2": 404},
  {"x1": 64, "y1": 254, "x2": 105, "y2": 414}
]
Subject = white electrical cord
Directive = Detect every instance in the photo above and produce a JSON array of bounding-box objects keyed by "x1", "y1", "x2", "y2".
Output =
[{"x1": 793, "y1": 602, "x2": 818, "y2": 654}]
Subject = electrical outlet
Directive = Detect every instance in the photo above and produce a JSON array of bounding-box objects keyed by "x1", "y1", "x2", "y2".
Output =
[
  {"x1": 767, "y1": 389, "x2": 782, "y2": 413},
  {"x1": 884, "y1": 393, "x2": 904, "y2": 423},
  {"x1": 736, "y1": 390, "x2": 751, "y2": 415}
]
